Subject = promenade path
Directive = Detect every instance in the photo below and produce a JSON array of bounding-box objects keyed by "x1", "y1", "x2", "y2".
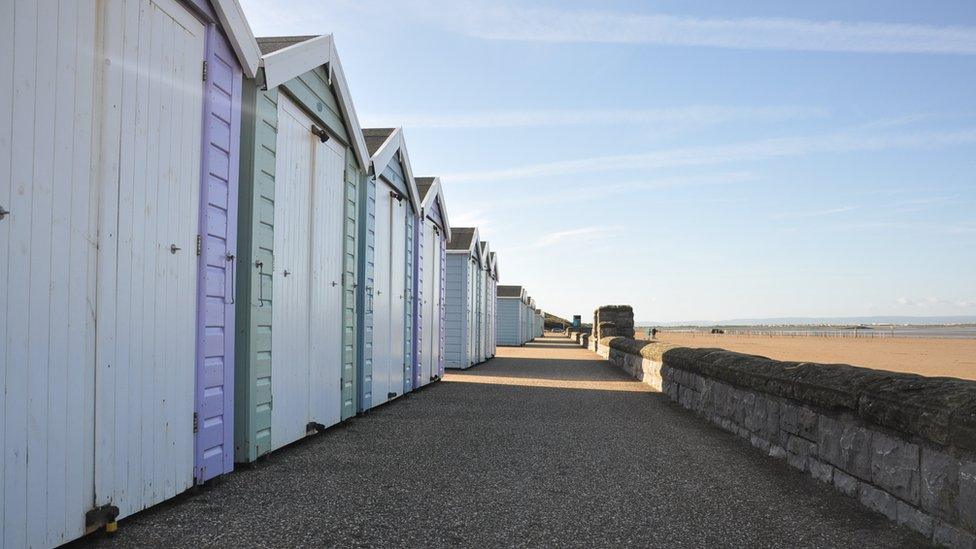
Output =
[{"x1": 80, "y1": 337, "x2": 927, "y2": 548}]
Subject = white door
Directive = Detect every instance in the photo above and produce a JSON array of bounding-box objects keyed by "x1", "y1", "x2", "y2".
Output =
[
  {"x1": 93, "y1": 0, "x2": 205, "y2": 521},
  {"x1": 422, "y1": 225, "x2": 437, "y2": 383},
  {"x1": 309, "y1": 132, "x2": 345, "y2": 427},
  {"x1": 271, "y1": 95, "x2": 314, "y2": 448},
  {"x1": 371, "y1": 186, "x2": 392, "y2": 405},
  {"x1": 431, "y1": 232, "x2": 443, "y2": 377},
  {"x1": 389, "y1": 198, "x2": 407, "y2": 397}
]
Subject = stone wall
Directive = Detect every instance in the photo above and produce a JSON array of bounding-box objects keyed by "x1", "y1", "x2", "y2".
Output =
[
  {"x1": 586, "y1": 335, "x2": 976, "y2": 548},
  {"x1": 593, "y1": 305, "x2": 635, "y2": 342}
]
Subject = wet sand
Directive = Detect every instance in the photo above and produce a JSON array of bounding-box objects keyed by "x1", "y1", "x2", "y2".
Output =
[{"x1": 636, "y1": 332, "x2": 976, "y2": 380}]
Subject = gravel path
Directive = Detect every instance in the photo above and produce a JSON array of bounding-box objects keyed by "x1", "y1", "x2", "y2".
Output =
[{"x1": 77, "y1": 337, "x2": 928, "y2": 548}]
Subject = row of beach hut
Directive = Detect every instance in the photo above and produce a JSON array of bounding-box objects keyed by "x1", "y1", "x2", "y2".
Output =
[
  {"x1": 0, "y1": 1, "x2": 531, "y2": 546},
  {"x1": 496, "y1": 286, "x2": 545, "y2": 346}
]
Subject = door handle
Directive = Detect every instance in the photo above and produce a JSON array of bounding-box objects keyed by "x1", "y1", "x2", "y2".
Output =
[
  {"x1": 283, "y1": 269, "x2": 291, "y2": 277},
  {"x1": 170, "y1": 244, "x2": 181, "y2": 254},
  {"x1": 331, "y1": 281, "x2": 337, "y2": 287},
  {"x1": 225, "y1": 252, "x2": 236, "y2": 305},
  {"x1": 0, "y1": 205, "x2": 8, "y2": 220}
]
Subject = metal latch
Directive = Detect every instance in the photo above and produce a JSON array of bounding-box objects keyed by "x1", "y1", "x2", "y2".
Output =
[
  {"x1": 0, "y1": 205, "x2": 8, "y2": 220},
  {"x1": 202, "y1": 59, "x2": 208, "y2": 81},
  {"x1": 196, "y1": 235, "x2": 202, "y2": 256},
  {"x1": 310, "y1": 124, "x2": 330, "y2": 143},
  {"x1": 193, "y1": 412, "x2": 199, "y2": 433}
]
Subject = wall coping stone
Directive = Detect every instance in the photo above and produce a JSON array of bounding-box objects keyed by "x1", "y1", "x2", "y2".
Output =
[{"x1": 599, "y1": 336, "x2": 976, "y2": 453}]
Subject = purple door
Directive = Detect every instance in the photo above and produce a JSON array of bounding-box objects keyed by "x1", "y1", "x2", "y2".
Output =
[{"x1": 195, "y1": 25, "x2": 242, "y2": 483}]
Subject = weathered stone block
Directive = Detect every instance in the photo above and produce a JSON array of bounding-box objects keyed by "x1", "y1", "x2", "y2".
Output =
[
  {"x1": 734, "y1": 392, "x2": 756, "y2": 425},
  {"x1": 859, "y1": 484, "x2": 898, "y2": 521},
  {"x1": 933, "y1": 520, "x2": 976, "y2": 549},
  {"x1": 761, "y1": 398, "x2": 781, "y2": 440},
  {"x1": 750, "y1": 434, "x2": 771, "y2": 454},
  {"x1": 834, "y1": 469, "x2": 860, "y2": 497},
  {"x1": 818, "y1": 415, "x2": 873, "y2": 479},
  {"x1": 959, "y1": 461, "x2": 976, "y2": 531},
  {"x1": 870, "y1": 432, "x2": 920, "y2": 504},
  {"x1": 787, "y1": 435, "x2": 815, "y2": 470},
  {"x1": 895, "y1": 501, "x2": 934, "y2": 538},
  {"x1": 921, "y1": 447, "x2": 960, "y2": 521},
  {"x1": 808, "y1": 458, "x2": 834, "y2": 484},
  {"x1": 769, "y1": 445, "x2": 787, "y2": 460}
]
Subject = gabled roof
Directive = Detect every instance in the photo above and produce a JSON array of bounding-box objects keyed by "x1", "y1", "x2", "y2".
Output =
[
  {"x1": 363, "y1": 127, "x2": 422, "y2": 215},
  {"x1": 489, "y1": 251, "x2": 499, "y2": 280},
  {"x1": 478, "y1": 241, "x2": 490, "y2": 269},
  {"x1": 258, "y1": 34, "x2": 370, "y2": 169},
  {"x1": 497, "y1": 285, "x2": 523, "y2": 298},
  {"x1": 416, "y1": 177, "x2": 452, "y2": 242},
  {"x1": 364, "y1": 128, "x2": 396, "y2": 156},
  {"x1": 448, "y1": 227, "x2": 478, "y2": 254},
  {"x1": 213, "y1": 0, "x2": 261, "y2": 78}
]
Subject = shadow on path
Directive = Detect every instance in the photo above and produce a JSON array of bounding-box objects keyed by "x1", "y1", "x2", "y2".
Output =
[{"x1": 76, "y1": 337, "x2": 927, "y2": 548}]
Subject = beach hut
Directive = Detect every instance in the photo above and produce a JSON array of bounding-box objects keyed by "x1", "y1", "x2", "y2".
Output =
[
  {"x1": 445, "y1": 227, "x2": 484, "y2": 368},
  {"x1": 474, "y1": 241, "x2": 490, "y2": 362},
  {"x1": 523, "y1": 295, "x2": 535, "y2": 344},
  {"x1": 234, "y1": 35, "x2": 368, "y2": 462},
  {"x1": 497, "y1": 285, "x2": 526, "y2": 346},
  {"x1": 487, "y1": 252, "x2": 499, "y2": 357},
  {"x1": 535, "y1": 309, "x2": 545, "y2": 338},
  {"x1": 415, "y1": 177, "x2": 451, "y2": 388},
  {"x1": 357, "y1": 128, "x2": 422, "y2": 409},
  {"x1": 0, "y1": 0, "x2": 259, "y2": 543}
]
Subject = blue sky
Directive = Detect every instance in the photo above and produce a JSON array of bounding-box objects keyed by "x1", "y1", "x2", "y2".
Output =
[{"x1": 240, "y1": 0, "x2": 976, "y2": 321}]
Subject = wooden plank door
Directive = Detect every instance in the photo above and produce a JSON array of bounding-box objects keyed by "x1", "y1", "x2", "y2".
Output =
[
  {"x1": 423, "y1": 226, "x2": 437, "y2": 383},
  {"x1": 371, "y1": 185, "x2": 392, "y2": 406},
  {"x1": 309, "y1": 133, "x2": 345, "y2": 427},
  {"x1": 194, "y1": 27, "x2": 242, "y2": 483},
  {"x1": 389, "y1": 198, "x2": 407, "y2": 398},
  {"x1": 93, "y1": 0, "x2": 205, "y2": 521},
  {"x1": 271, "y1": 95, "x2": 313, "y2": 449}
]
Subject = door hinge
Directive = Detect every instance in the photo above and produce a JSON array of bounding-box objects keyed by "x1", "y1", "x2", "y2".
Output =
[
  {"x1": 202, "y1": 60, "x2": 208, "y2": 81},
  {"x1": 193, "y1": 412, "x2": 199, "y2": 433},
  {"x1": 196, "y1": 234, "x2": 202, "y2": 256}
]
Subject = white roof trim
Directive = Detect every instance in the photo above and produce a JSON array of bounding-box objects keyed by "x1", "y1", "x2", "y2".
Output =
[
  {"x1": 212, "y1": 0, "x2": 261, "y2": 78},
  {"x1": 258, "y1": 34, "x2": 370, "y2": 169},
  {"x1": 419, "y1": 177, "x2": 452, "y2": 243},
  {"x1": 370, "y1": 128, "x2": 422, "y2": 214},
  {"x1": 262, "y1": 35, "x2": 332, "y2": 91},
  {"x1": 328, "y1": 44, "x2": 371, "y2": 170},
  {"x1": 478, "y1": 241, "x2": 490, "y2": 269}
]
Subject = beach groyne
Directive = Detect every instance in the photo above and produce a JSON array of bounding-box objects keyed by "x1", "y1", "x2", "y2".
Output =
[{"x1": 585, "y1": 305, "x2": 976, "y2": 548}]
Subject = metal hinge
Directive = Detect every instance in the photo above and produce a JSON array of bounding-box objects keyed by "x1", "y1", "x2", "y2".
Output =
[
  {"x1": 202, "y1": 60, "x2": 208, "y2": 81},
  {"x1": 196, "y1": 235, "x2": 202, "y2": 256},
  {"x1": 193, "y1": 412, "x2": 199, "y2": 433}
]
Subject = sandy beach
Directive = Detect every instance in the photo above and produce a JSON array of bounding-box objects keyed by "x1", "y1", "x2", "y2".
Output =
[{"x1": 634, "y1": 332, "x2": 976, "y2": 381}]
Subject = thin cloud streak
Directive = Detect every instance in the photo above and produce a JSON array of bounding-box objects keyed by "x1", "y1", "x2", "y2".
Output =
[
  {"x1": 445, "y1": 128, "x2": 976, "y2": 183},
  {"x1": 431, "y1": 3, "x2": 976, "y2": 55},
  {"x1": 361, "y1": 105, "x2": 826, "y2": 130}
]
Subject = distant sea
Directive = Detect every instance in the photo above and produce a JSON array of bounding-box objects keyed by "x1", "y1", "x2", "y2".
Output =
[{"x1": 636, "y1": 324, "x2": 976, "y2": 339}]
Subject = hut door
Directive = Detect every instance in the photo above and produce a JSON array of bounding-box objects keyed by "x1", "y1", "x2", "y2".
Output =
[
  {"x1": 389, "y1": 196, "x2": 407, "y2": 397},
  {"x1": 93, "y1": 0, "x2": 206, "y2": 521},
  {"x1": 371, "y1": 185, "x2": 392, "y2": 405},
  {"x1": 422, "y1": 226, "x2": 437, "y2": 383},
  {"x1": 271, "y1": 95, "x2": 313, "y2": 448},
  {"x1": 430, "y1": 230, "x2": 443, "y2": 379},
  {"x1": 309, "y1": 130, "x2": 345, "y2": 427}
]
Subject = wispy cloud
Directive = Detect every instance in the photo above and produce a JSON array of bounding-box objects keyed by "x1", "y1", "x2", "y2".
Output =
[
  {"x1": 445, "y1": 127, "x2": 976, "y2": 183},
  {"x1": 361, "y1": 105, "x2": 826, "y2": 130},
  {"x1": 538, "y1": 226, "x2": 622, "y2": 247},
  {"x1": 774, "y1": 206, "x2": 858, "y2": 220},
  {"x1": 451, "y1": 209, "x2": 495, "y2": 229},
  {"x1": 418, "y1": 2, "x2": 976, "y2": 55}
]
